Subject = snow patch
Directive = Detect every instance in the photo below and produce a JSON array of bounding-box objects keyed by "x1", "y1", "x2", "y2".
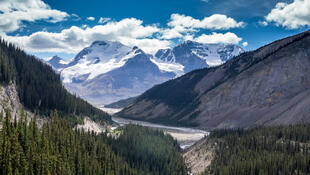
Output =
[{"x1": 151, "y1": 58, "x2": 184, "y2": 76}]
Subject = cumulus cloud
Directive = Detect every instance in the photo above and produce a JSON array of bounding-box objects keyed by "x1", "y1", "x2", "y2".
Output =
[
  {"x1": 2, "y1": 10, "x2": 244, "y2": 55},
  {"x1": 258, "y1": 21, "x2": 268, "y2": 26},
  {"x1": 87, "y1": 17, "x2": 95, "y2": 21},
  {"x1": 265, "y1": 0, "x2": 310, "y2": 29},
  {"x1": 4, "y1": 18, "x2": 169, "y2": 54},
  {"x1": 0, "y1": 0, "x2": 69, "y2": 33},
  {"x1": 98, "y1": 17, "x2": 111, "y2": 24},
  {"x1": 194, "y1": 32, "x2": 242, "y2": 44},
  {"x1": 161, "y1": 13, "x2": 245, "y2": 40},
  {"x1": 242, "y1": 41, "x2": 248, "y2": 47},
  {"x1": 168, "y1": 13, "x2": 245, "y2": 30}
]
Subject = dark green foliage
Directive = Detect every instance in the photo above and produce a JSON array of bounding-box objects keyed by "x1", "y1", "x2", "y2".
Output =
[
  {"x1": 206, "y1": 125, "x2": 310, "y2": 175},
  {"x1": 0, "y1": 111, "x2": 136, "y2": 175},
  {"x1": 0, "y1": 111, "x2": 187, "y2": 175},
  {"x1": 109, "y1": 125, "x2": 187, "y2": 175},
  {"x1": 0, "y1": 39, "x2": 110, "y2": 123}
]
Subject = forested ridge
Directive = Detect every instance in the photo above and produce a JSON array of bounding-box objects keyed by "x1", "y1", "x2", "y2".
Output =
[
  {"x1": 108, "y1": 125, "x2": 187, "y2": 175},
  {"x1": 205, "y1": 124, "x2": 310, "y2": 175},
  {"x1": 0, "y1": 39, "x2": 110, "y2": 123},
  {"x1": 0, "y1": 111, "x2": 187, "y2": 175}
]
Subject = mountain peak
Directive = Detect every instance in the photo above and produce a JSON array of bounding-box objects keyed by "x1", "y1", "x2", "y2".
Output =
[
  {"x1": 90, "y1": 40, "x2": 124, "y2": 47},
  {"x1": 91, "y1": 40, "x2": 108, "y2": 46},
  {"x1": 154, "y1": 41, "x2": 243, "y2": 73},
  {"x1": 179, "y1": 40, "x2": 199, "y2": 46},
  {"x1": 50, "y1": 55, "x2": 62, "y2": 61},
  {"x1": 132, "y1": 46, "x2": 145, "y2": 54},
  {"x1": 51, "y1": 39, "x2": 243, "y2": 105},
  {"x1": 47, "y1": 55, "x2": 70, "y2": 71},
  {"x1": 118, "y1": 30, "x2": 310, "y2": 129}
]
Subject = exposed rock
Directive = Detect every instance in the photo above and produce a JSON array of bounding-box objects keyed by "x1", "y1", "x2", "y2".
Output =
[
  {"x1": 75, "y1": 117, "x2": 106, "y2": 133},
  {"x1": 183, "y1": 138, "x2": 214, "y2": 175},
  {"x1": 0, "y1": 84, "x2": 47, "y2": 128},
  {"x1": 118, "y1": 30, "x2": 310, "y2": 129}
]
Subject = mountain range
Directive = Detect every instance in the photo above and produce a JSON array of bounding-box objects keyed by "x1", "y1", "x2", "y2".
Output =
[
  {"x1": 47, "y1": 40, "x2": 243, "y2": 105},
  {"x1": 117, "y1": 30, "x2": 310, "y2": 129}
]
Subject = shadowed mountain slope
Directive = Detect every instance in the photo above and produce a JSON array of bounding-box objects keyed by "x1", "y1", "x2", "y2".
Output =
[{"x1": 117, "y1": 30, "x2": 310, "y2": 129}]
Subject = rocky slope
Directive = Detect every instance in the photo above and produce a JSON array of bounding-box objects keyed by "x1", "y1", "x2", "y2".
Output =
[
  {"x1": 183, "y1": 138, "x2": 214, "y2": 175},
  {"x1": 48, "y1": 41, "x2": 243, "y2": 105},
  {"x1": 117, "y1": 30, "x2": 310, "y2": 129},
  {"x1": 0, "y1": 84, "x2": 46, "y2": 128}
]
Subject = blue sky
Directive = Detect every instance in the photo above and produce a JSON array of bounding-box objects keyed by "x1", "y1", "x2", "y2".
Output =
[{"x1": 0, "y1": 0, "x2": 309, "y2": 59}]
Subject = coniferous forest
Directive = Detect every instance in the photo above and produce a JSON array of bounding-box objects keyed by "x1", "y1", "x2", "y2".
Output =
[
  {"x1": 0, "y1": 111, "x2": 187, "y2": 175},
  {"x1": 205, "y1": 124, "x2": 310, "y2": 175},
  {"x1": 0, "y1": 38, "x2": 188, "y2": 175},
  {"x1": 0, "y1": 39, "x2": 110, "y2": 124}
]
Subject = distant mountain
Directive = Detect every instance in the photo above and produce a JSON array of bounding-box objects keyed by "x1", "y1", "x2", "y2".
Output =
[
  {"x1": 0, "y1": 39, "x2": 111, "y2": 123},
  {"x1": 47, "y1": 55, "x2": 70, "y2": 71},
  {"x1": 153, "y1": 41, "x2": 243, "y2": 75},
  {"x1": 117, "y1": 30, "x2": 310, "y2": 129},
  {"x1": 59, "y1": 42, "x2": 175, "y2": 105},
  {"x1": 48, "y1": 40, "x2": 243, "y2": 105},
  {"x1": 104, "y1": 96, "x2": 137, "y2": 109}
]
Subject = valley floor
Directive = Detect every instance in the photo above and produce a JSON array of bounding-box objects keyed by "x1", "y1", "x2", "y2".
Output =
[{"x1": 112, "y1": 116, "x2": 209, "y2": 149}]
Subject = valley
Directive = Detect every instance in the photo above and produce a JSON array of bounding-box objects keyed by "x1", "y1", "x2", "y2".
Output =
[
  {"x1": 112, "y1": 116, "x2": 209, "y2": 149},
  {"x1": 1, "y1": 0, "x2": 310, "y2": 173},
  {"x1": 47, "y1": 41, "x2": 243, "y2": 106}
]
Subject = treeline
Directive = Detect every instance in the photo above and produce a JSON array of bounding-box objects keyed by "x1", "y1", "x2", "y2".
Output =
[
  {"x1": 0, "y1": 39, "x2": 110, "y2": 123},
  {"x1": 205, "y1": 124, "x2": 310, "y2": 175},
  {"x1": 0, "y1": 111, "x2": 187, "y2": 175}
]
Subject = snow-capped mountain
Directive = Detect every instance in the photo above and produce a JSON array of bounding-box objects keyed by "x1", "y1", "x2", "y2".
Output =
[
  {"x1": 47, "y1": 55, "x2": 70, "y2": 71},
  {"x1": 48, "y1": 40, "x2": 243, "y2": 106},
  {"x1": 152, "y1": 40, "x2": 243, "y2": 75}
]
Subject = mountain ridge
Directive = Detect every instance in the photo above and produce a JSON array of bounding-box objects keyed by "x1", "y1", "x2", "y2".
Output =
[
  {"x1": 0, "y1": 39, "x2": 111, "y2": 124},
  {"x1": 117, "y1": 30, "x2": 310, "y2": 129},
  {"x1": 48, "y1": 40, "x2": 243, "y2": 105}
]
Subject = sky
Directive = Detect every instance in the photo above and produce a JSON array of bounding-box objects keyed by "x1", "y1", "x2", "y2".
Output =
[{"x1": 0, "y1": 0, "x2": 309, "y2": 60}]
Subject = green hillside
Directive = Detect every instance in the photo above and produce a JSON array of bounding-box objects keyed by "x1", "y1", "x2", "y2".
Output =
[{"x1": 0, "y1": 39, "x2": 110, "y2": 123}]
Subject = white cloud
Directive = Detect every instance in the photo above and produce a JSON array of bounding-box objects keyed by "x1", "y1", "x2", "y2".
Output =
[
  {"x1": 161, "y1": 13, "x2": 245, "y2": 40},
  {"x1": 194, "y1": 32, "x2": 242, "y2": 44},
  {"x1": 0, "y1": 0, "x2": 69, "y2": 33},
  {"x1": 242, "y1": 41, "x2": 248, "y2": 47},
  {"x1": 161, "y1": 26, "x2": 197, "y2": 39},
  {"x1": 87, "y1": 17, "x2": 95, "y2": 21},
  {"x1": 2, "y1": 12, "x2": 244, "y2": 56},
  {"x1": 120, "y1": 38, "x2": 171, "y2": 54},
  {"x1": 258, "y1": 21, "x2": 268, "y2": 26},
  {"x1": 98, "y1": 17, "x2": 111, "y2": 24},
  {"x1": 72, "y1": 14, "x2": 81, "y2": 21},
  {"x1": 265, "y1": 0, "x2": 310, "y2": 29},
  {"x1": 168, "y1": 13, "x2": 245, "y2": 30},
  {"x1": 3, "y1": 18, "x2": 169, "y2": 54}
]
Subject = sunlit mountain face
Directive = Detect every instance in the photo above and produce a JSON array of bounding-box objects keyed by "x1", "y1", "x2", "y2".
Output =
[
  {"x1": 47, "y1": 40, "x2": 243, "y2": 105},
  {"x1": 2, "y1": 0, "x2": 306, "y2": 107},
  {"x1": 1, "y1": 1, "x2": 310, "y2": 175}
]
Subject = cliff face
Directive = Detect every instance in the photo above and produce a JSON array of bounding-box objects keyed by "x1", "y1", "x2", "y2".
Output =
[
  {"x1": 0, "y1": 84, "x2": 46, "y2": 128},
  {"x1": 118, "y1": 30, "x2": 310, "y2": 129}
]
